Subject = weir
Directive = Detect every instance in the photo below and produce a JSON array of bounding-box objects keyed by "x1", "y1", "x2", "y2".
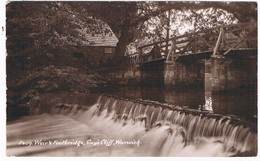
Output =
[{"x1": 7, "y1": 95, "x2": 257, "y2": 156}]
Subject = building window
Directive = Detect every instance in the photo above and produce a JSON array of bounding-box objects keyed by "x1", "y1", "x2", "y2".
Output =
[{"x1": 104, "y1": 48, "x2": 113, "y2": 54}]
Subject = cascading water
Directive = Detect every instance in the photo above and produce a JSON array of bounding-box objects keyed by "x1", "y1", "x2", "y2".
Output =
[{"x1": 7, "y1": 95, "x2": 257, "y2": 157}]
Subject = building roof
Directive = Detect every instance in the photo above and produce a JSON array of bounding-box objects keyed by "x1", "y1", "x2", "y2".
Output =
[{"x1": 85, "y1": 22, "x2": 118, "y2": 47}]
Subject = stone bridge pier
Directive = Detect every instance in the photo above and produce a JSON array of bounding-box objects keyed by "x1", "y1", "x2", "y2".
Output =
[
  {"x1": 206, "y1": 55, "x2": 257, "y2": 93},
  {"x1": 164, "y1": 61, "x2": 204, "y2": 88},
  {"x1": 164, "y1": 53, "x2": 257, "y2": 100}
]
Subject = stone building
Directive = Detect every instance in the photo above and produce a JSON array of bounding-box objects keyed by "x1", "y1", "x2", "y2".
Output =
[{"x1": 72, "y1": 20, "x2": 118, "y2": 67}]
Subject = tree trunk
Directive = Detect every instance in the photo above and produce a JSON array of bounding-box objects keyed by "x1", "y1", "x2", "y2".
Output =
[
  {"x1": 113, "y1": 36, "x2": 129, "y2": 64},
  {"x1": 112, "y1": 21, "x2": 133, "y2": 65}
]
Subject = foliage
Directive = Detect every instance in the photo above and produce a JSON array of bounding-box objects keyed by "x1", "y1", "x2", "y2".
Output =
[
  {"x1": 6, "y1": 1, "x2": 115, "y2": 84},
  {"x1": 7, "y1": 1, "x2": 257, "y2": 61},
  {"x1": 80, "y1": 1, "x2": 256, "y2": 57},
  {"x1": 14, "y1": 65, "x2": 106, "y2": 93},
  {"x1": 7, "y1": 65, "x2": 106, "y2": 120},
  {"x1": 129, "y1": 8, "x2": 238, "y2": 53},
  {"x1": 6, "y1": 2, "x2": 113, "y2": 57}
]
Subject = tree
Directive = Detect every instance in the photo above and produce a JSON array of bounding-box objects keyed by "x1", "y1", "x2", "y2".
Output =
[
  {"x1": 6, "y1": 2, "x2": 108, "y2": 57},
  {"x1": 7, "y1": 1, "x2": 257, "y2": 65},
  {"x1": 79, "y1": 1, "x2": 256, "y2": 62},
  {"x1": 6, "y1": 1, "x2": 113, "y2": 78},
  {"x1": 129, "y1": 7, "x2": 238, "y2": 53}
]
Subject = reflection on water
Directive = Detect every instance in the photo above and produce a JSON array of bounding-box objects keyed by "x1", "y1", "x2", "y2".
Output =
[
  {"x1": 102, "y1": 86, "x2": 257, "y2": 122},
  {"x1": 204, "y1": 96, "x2": 213, "y2": 111},
  {"x1": 212, "y1": 91, "x2": 257, "y2": 121}
]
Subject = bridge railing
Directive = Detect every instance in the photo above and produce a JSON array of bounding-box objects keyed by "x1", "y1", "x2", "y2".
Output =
[{"x1": 137, "y1": 22, "x2": 257, "y2": 64}]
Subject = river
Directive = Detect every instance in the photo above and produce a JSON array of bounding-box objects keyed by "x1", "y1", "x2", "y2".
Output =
[
  {"x1": 6, "y1": 86, "x2": 257, "y2": 157},
  {"x1": 101, "y1": 86, "x2": 257, "y2": 122}
]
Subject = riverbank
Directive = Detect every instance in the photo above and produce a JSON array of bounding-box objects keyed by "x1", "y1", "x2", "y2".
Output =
[{"x1": 7, "y1": 65, "x2": 106, "y2": 121}]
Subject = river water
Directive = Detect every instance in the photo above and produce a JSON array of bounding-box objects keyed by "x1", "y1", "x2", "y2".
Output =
[{"x1": 102, "y1": 86, "x2": 257, "y2": 122}]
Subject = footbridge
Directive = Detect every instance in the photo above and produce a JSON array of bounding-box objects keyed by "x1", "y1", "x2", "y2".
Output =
[
  {"x1": 106, "y1": 22, "x2": 257, "y2": 94},
  {"x1": 136, "y1": 22, "x2": 257, "y2": 66}
]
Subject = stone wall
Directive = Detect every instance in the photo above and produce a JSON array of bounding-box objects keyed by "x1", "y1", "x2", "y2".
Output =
[
  {"x1": 210, "y1": 55, "x2": 257, "y2": 93},
  {"x1": 101, "y1": 65, "x2": 142, "y2": 86},
  {"x1": 72, "y1": 46, "x2": 116, "y2": 67},
  {"x1": 164, "y1": 62, "x2": 205, "y2": 88}
]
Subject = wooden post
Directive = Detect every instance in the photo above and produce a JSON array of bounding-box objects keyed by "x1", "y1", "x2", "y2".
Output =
[
  {"x1": 166, "y1": 45, "x2": 171, "y2": 62},
  {"x1": 171, "y1": 38, "x2": 176, "y2": 61},
  {"x1": 166, "y1": 39, "x2": 176, "y2": 62},
  {"x1": 165, "y1": 10, "x2": 171, "y2": 54},
  {"x1": 213, "y1": 28, "x2": 223, "y2": 56}
]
